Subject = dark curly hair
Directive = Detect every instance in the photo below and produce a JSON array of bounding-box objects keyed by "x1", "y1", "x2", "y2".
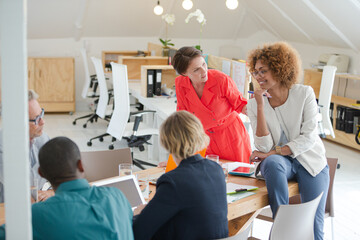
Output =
[{"x1": 247, "y1": 42, "x2": 302, "y2": 89}]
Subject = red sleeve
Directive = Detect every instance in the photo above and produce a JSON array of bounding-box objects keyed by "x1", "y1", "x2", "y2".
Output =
[
  {"x1": 222, "y1": 73, "x2": 247, "y2": 113},
  {"x1": 175, "y1": 76, "x2": 187, "y2": 111}
]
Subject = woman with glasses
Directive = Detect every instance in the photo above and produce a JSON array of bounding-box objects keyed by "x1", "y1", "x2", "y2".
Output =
[
  {"x1": 247, "y1": 42, "x2": 329, "y2": 240},
  {"x1": 171, "y1": 46, "x2": 251, "y2": 163}
]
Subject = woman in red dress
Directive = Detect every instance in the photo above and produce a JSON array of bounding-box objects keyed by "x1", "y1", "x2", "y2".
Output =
[{"x1": 172, "y1": 46, "x2": 251, "y2": 163}]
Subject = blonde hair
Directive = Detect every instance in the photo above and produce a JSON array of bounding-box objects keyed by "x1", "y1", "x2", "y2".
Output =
[{"x1": 160, "y1": 111, "x2": 209, "y2": 160}]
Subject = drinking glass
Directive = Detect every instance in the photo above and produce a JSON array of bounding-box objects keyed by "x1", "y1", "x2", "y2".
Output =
[
  {"x1": 135, "y1": 172, "x2": 150, "y2": 200},
  {"x1": 119, "y1": 164, "x2": 133, "y2": 176},
  {"x1": 221, "y1": 163, "x2": 229, "y2": 182},
  {"x1": 206, "y1": 154, "x2": 219, "y2": 164}
]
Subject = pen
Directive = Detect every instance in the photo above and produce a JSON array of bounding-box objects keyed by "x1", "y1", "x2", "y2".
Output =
[
  {"x1": 248, "y1": 91, "x2": 272, "y2": 98},
  {"x1": 226, "y1": 188, "x2": 247, "y2": 195}
]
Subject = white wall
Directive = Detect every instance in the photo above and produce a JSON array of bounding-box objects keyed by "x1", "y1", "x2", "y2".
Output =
[
  {"x1": 27, "y1": 37, "x2": 235, "y2": 111},
  {"x1": 27, "y1": 33, "x2": 360, "y2": 111}
]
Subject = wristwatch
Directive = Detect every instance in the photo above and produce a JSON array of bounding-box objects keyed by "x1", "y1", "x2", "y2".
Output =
[{"x1": 275, "y1": 146, "x2": 282, "y2": 155}]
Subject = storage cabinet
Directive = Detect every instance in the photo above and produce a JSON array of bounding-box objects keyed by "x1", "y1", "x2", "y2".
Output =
[
  {"x1": 304, "y1": 69, "x2": 360, "y2": 151},
  {"x1": 28, "y1": 58, "x2": 75, "y2": 113}
]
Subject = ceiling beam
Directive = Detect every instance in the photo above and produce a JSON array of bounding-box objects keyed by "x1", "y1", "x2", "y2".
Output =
[
  {"x1": 302, "y1": 0, "x2": 359, "y2": 52},
  {"x1": 74, "y1": 0, "x2": 89, "y2": 41},
  {"x1": 267, "y1": 0, "x2": 317, "y2": 45},
  {"x1": 348, "y1": 0, "x2": 360, "y2": 11},
  {"x1": 246, "y1": 7, "x2": 283, "y2": 40},
  {"x1": 232, "y1": 7, "x2": 247, "y2": 40}
]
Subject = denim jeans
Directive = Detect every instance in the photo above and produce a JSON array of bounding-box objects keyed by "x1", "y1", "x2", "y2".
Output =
[{"x1": 260, "y1": 154, "x2": 329, "y2": 240}]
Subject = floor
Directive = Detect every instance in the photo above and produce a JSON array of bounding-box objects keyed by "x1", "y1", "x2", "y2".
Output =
[{"x1": 34, "y1": 112, "x2": 360, "y2": 239}]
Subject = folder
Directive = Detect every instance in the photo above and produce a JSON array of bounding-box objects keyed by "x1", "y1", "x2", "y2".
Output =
[
  {"x1": 147, "y1": 70, "x2": 155, "y2": 97},
  {"x1": 154, "y1": 69, "x2": 162, "y2": 96},
  {"x1": 165, "y1": 148, "x2": 207, "y2": 173}
]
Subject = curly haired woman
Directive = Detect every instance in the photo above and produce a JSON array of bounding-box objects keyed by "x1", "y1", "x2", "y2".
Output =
[{"x1": 247, "y1": 42, "x2": 329, "y2": 240}]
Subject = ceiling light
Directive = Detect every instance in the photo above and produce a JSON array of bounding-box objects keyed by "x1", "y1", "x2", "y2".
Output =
[
  {"x1": 154, "y1": 1, "x2": 164, "y2": 15},
  {"x1": 182, "y1": 0, "x2": 193, "y2": 10},
  {"x1": 226, "y1": 0, "x2": 239, "y2": 10}
]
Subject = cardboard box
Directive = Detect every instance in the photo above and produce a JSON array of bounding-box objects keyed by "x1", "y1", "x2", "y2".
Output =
[
  {"x1": 337, "y1": 76, "x2": 348, "y2": 97},
  {"x1": 344, "y1": 78, "x2": 360, "y2": 100}
]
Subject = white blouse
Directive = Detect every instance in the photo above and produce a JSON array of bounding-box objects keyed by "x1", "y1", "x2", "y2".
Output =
[{"x1": 248, "y1": 84, "x2": 327, "y2": 177}]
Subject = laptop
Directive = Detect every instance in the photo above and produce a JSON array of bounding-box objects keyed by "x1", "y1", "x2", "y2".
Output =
[
  {"x1": 91, "y1": 175, "x2": 146, "y2": 210},
  {"x1": 81, "y1": 148, "x2": 132, "y2": 182}
]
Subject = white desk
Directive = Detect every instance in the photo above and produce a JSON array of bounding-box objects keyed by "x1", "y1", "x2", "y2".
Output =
[{"x1": 128, "y1": 80, "x2": 176, "y2": 163}]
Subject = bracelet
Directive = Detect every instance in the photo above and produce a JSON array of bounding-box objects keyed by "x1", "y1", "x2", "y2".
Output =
[{"x1": 275, "y1": 146, "x2": 282, "y2": 155}]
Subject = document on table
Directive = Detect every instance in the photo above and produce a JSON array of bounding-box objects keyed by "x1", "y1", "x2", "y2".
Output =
[{"x1": 226, "y1": 182, "x2": 257, "y2": 203}]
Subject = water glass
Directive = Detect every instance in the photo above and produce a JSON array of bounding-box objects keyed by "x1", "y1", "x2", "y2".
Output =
[
  {"x1": 135, "y1": 172, "x2": 149, "y2": 200},
  {"x1": 206, "y1": 154, "x2": 219, "y2": 164},
  {"x1": 221, "y1": 163, "x2": 229, "y2": 182},
  {"x1": 119, "y1": 163, "x2": 133, "y2": 176},
  {"x1": 30, "y1": 178, "x2": 38, "y2": 202}
]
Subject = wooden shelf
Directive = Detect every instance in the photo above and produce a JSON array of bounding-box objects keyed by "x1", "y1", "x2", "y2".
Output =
[
  {"x1": 118, "y1": 56, "x2": 168, "y2": 80},
  {"x1": 304, "y1": 69, "x2": 360, "y2": 151},
  {"x1": 327, "y1": 129, "x2": 360, "y2": 151},
  {"x1": 140, "y1": 65, "x2": 178, "y2": 97},
  {"x1": 102, "y1": 50, "x2": 150, "y2": 72}
]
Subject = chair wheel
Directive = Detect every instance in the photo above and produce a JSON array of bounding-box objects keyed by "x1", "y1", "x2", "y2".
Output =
[
  {"x1": 99, "y1": 137, "x2": 104, "y2": 142},
  {"x1": 90, "y1": 119, "x2": 94, "y2": 123},
  {"x1": 87, "y1": 141, "x2": 92, "y2": 146},
  {"x1": 83, "y1": 124, "x2": 87, "y2": 128},
  {"x1": 109, "y1": 145, "x2": 114, "y2": 150},
  {"x1": 72, "y1": 121, "x2": 76, "y2": 125}
]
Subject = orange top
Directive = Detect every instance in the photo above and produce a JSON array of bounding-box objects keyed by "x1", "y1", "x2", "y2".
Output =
[{"x1": 165, "y1": 148, "x2": 207, "y2": 173}]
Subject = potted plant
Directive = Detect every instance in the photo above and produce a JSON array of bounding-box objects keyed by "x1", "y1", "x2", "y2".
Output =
[
  {"x1": 160, "y1": 14, "x2": 175, "y2": 56},
  {"x1": 185, "y1": 9, "x2": 206, "y2": 52}
]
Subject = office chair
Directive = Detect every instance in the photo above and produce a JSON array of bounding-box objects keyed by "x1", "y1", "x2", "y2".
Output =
[
  {"x1": 269, "y1": 192, "x2": 323, "y2": 240},
  {"x1": 72, "y1": 48, "x2": 100, "y2": 127},
  {"x1": 256, "y1": 158, "x2": 338, "y2": 240},
  {"x1": 86, "y1": 57, "x2": 114, "y2": 146},
  {"x1": 317, "y1": 66, "x2": 337, "y2": 138},
  {"x1": 106, "y1": 62, "x2": 158, "y2": 170}
]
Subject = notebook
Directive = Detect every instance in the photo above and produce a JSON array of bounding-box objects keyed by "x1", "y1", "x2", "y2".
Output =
[{"x1": 92, "y1": 175, "x2": 146, "y2": 210}]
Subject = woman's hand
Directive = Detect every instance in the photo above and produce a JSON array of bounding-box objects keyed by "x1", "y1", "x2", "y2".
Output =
[
  {"x1": 250, "y1": 150, "x2": 272, "y2": 163},
  {"x1": 241, "y1": 105, "x2": 247, "y2": 115},
  {"x1": 254, "y1": 89, "x2": 270, "y2": 106},
  {"x1": 157, "y1": 161, "x2": 167, "y2": 168}
]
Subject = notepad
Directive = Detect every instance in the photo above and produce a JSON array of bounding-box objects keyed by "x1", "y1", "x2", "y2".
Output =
[{"x1": 226, "y1": 183, "x2": 258, "y2": 203}]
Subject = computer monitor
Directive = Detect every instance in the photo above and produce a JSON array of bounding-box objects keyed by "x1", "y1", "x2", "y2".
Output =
[
  {"x1": 81, "y1": 148, "x2": 132, "y2": 182},
  {"x1": 91, "y1": 175, "x2": 146, "y2": 210}
]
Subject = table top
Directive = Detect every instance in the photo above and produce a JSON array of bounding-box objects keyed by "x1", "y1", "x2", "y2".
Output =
[{"x1": 0, "y1": 164, "x2": 298, "y2": 226}]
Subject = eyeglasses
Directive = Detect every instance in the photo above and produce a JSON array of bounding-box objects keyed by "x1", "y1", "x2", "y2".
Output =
[
  {"x1": 251, "y1": 69, "x2": 269, "y2": 78},
  {"x1": 29, "y1": 108, "x2": 44, "y2": 125}
]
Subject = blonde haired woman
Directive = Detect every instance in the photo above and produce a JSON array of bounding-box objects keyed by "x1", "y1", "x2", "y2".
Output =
[{"x1": 133, "y1": 111, "x2": 228, "y2": 240}]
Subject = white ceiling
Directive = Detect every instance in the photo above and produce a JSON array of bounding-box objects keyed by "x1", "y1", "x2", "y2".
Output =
[{"x1": 27, "y1": 0, "x2": 360, "y2": 52}]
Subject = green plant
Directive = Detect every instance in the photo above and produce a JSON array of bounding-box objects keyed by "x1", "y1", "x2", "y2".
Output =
[{"x1": 159, "y1": 38, "x2": 175, "y2": 48}]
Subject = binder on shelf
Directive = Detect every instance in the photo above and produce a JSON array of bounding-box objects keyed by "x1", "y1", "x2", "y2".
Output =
[
  {"x1": 147, "y1": 70, "x2": 155, "y2": 97},
  {"x1": 154, "y1": 69, "x2": 162, "y2": 96}
]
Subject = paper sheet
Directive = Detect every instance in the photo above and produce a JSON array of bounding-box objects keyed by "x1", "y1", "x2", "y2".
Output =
[
  {"x1": 222, "y1": 60, "x2": 231, "y2": 76},
  {"x1": 232, "y1": 61, "x2": 246, "y2": 95}
]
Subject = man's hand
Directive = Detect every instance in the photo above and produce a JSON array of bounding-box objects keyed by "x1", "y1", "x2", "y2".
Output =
[
  {"x1": 37, "y1": 190, "x2": 55, "y2": 202},
  {"x1": 133, "y1": 204, "x2": 147, "y2": 216}
]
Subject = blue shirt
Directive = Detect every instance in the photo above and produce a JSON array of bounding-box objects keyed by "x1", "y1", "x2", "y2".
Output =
[{"x1": 1, "y1": 179, "x2": 134, "y2": 240}]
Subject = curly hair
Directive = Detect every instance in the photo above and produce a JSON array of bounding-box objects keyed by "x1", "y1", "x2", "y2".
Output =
[{"x1": 247, "y1": 42, "x2": 302, "y2": 89}]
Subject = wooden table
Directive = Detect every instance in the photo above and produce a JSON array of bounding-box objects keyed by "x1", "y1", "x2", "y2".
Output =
[
  {"x1": 141, "y1": 165, "x2": 299, "y2": 236},
  {"x1": 0, "y1": 166, "x2": 299, "y2": 236}
]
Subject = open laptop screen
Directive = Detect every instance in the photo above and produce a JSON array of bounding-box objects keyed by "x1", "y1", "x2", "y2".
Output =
[{"x1": 92, "y1": 175, "x2": 145, "y2": 209}]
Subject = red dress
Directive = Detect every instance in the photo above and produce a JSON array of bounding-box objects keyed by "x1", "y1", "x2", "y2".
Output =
[{"x1": 175, "y1": 69, "x2": 251, "y2": 163}]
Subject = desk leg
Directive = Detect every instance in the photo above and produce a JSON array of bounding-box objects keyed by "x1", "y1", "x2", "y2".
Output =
[{"x1": 228, "y1": 209, "x2": 262, "y2": 236}]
